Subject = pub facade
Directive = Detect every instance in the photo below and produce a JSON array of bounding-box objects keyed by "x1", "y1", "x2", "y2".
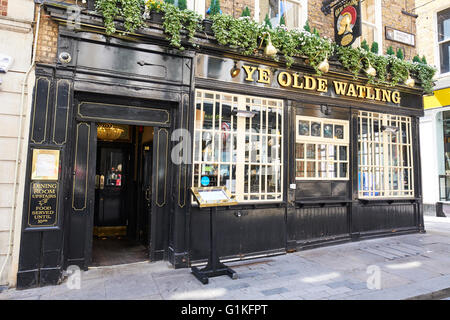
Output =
[{"x1": 15, "y1": 0, "x2": 426, "y2": 288}]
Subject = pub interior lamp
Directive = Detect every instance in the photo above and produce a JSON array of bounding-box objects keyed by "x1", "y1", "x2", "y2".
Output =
[
  {"x1": 230, "y1": 61, "x2": 240, "y2": 78},
  {"x1": 359, "y1": 57, "x2": 377, "y2": 77},
  {"x1": 258, "y1": 32, "x2": 277, "y2": 57},
  {"x1": 97, "y1": 123, "x2": 124, "y2": 141},
  {"x1": 405, "y1": 72, "x2": 415, "y2": 87}
]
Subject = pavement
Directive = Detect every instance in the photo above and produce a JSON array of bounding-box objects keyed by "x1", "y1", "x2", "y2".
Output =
[{"x1": 1, "y1": 216, "x2": 450, "y2": 300}]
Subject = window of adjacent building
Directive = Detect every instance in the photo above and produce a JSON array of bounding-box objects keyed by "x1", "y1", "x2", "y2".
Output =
[
  {"x1": 193, "y1": 90, "x2": 283, "y2": 202},
  {"x1": 438, "y1": 7, "x2": 450, "y2": 74},
  {"x1": 355, "y1": 0, "x2": 382, "y2": 48},
  {"x1": 257, "y1": 0, "x2": 307, "y2": 30},
  {"x1": 295, "y1": 116, "x2": 349, "y2": 180},
  {"x1": 187, "y1": 0, "x2": 206, "y2": 17},
  {"x1": 358, "y1": 111, "x2": 414, "y2": 198}
]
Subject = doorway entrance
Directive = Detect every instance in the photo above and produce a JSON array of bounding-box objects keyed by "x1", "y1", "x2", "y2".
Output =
[{"x1": 91, "y1": 124, "x2": 154, "y2": 266}]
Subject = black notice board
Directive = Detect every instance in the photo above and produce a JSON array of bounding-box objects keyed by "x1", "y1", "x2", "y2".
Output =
[{"x1": 26, "y1": 181, "x2": 59, "y2": 229}]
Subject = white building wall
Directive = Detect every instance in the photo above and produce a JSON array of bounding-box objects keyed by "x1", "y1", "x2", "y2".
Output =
[
  {"x1": 416, "y1": 0, "x2": 450, "y2": 215},
  {"x1": 0, "y1": 0, "x2": 35, "y2": 287}
]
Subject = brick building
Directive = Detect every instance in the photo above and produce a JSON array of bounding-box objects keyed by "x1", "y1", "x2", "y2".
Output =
[{"x1": 3, "y1": 0, "x2": 428, "y2": 289}]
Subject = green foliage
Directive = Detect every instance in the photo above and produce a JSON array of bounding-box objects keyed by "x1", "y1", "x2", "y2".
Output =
[
  {"x1": 211, "y1": 14, "x2": 260, "y2": 56},
  {"x1": 303, "y1": 20, "x2": 311, "y2": 32},
  {"x1": 164, "y1": 0, "x2": 174, "y2": 3},
  {"x1": 177, "y1": 0, "x2": 187, "y2": 10},
  {"x1": 263, "y1": 13, "x2": 272, "y2": 29},
  {"x1": 396, "y1": 48, "x2": 404, "y2": 60},
  {"x1": 93, "y1": 1, "x2": 435, "y2": 92},
  {"x1": 413, "y1": 55, "x2": 421, "y2": 63},
  {"x1": 370, "y1": 41, "x2": 378, "y2": 54},
  {"x1": 337, "y1": 46, "x2": 363, "y2": 79},
  {"x1": 209, "y1": 0, "x2": 221, "y2": 16},
  {"x1": 386, "y1": 46, "x2": 395, "y2": 55},
  {"x1": 241, "y1": 6, "x2": 251, "y2": 17},
  {"x1": 421, "y1": 55, "x2": 428, "y2": 64},
  {"x1": 95, "y1": 0, "x2": 145, "y2": 35},
  {"x1": 146, "y1": 1, "x2": 203, "y2": 50},
  {"x1": 279, "y1": 14, "x2": 286, "y2": 26},
  {"x1": 360, "y1": 39, "x2": 370, "y2": 51},
  {"x1": 412, "y1": 62, "x2": 436, "y2": 93}
]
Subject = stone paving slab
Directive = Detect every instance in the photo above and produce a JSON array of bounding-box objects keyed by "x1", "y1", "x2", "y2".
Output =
[{"x1": 1, "y1": 216, "x2": 450, "y2": 300}]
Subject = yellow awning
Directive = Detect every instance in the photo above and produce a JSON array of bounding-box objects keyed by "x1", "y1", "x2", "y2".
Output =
[{"x1": 424, "y1": 87, "x2": 450, "y2": 110}]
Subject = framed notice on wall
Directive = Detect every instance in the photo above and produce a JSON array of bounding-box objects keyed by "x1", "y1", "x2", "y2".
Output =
[
  {"x1": 31, "y1": 149, "x2": 60, "y2": 180},
  {"x1": 27, "y1": 181, "x2": 59, "y2": 229}
]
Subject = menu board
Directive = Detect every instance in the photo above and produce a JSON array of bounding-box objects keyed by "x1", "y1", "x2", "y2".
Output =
[
  {"x1": 31, "y1": 149, "x2": 60, "y2": 180},
  {"x1": 27, "y1": 182, "x2": 58, "y2": 228},
  {"x1": 191, "y1": 186, "x2": 238, "y2": 208}
]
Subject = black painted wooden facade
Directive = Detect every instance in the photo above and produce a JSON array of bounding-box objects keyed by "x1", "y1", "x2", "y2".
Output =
[{"x1": 16, "y1": 3, "x2": 425, "y2": 288}]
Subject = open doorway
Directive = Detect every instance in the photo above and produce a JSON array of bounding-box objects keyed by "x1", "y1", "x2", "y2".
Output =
[{"x1": 91, "y1": 124, "x2": 154, "y2": 267}]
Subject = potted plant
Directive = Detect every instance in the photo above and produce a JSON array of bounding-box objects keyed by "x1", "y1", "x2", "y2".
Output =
[{"x1": 203, "y1": 0, "x2": 221, "y2": 34}]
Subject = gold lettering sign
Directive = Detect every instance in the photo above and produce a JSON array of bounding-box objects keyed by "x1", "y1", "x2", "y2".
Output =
[
  {"x1": 28, "y1": 182, "x2": 58, "y2": 228},
  {"x1": 242, "y1": 65, "x2": 401, "y2": 105}
]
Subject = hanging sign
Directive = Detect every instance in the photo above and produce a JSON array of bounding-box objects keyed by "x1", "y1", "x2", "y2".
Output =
[{"x1": 334, "y1": 0, "x2": 362, "y2": 47}]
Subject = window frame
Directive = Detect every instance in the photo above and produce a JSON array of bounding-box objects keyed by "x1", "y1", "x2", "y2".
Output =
[
  {"x1": 354, "y1": 0, "x2": 382, "y2": 50},
  {"x1": 255, "y1": 0, "x2": 308, "y2": 30},
  {"x1": 192, "y1": 89, "x2": 284, "y2": 204},
  {"x1": 357, "y1": 111, "x2": 415, "y2": 199},
  {"x1": 295, "y1": 115, "x2": 350, "y2": 181},
  {"x1": 436, "y1": 7, "x2": 450, "y2": 76}
]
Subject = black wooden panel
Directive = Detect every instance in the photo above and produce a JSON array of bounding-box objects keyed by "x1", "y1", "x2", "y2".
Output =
[
  {"x1": 76, "y1": 41, "x2": 185, "y2": 84},
  {"x1": 31, "y1": 77, "x2": 51, "y2": 144},
  {"x1": 296, "y1": 181, "x2": 331, "y2": 198},
  {"x1": 77, "y1": 102, "x2": 170, "y2": 127},
  {"x1": 67, "y1": 122, "x2": 97, "y2": 269},
  {"x1": 354, "y1": 203, "x2": 418, "y2": 233},
  {"x1": 52, "y1": 79, "x2": 71, "y2": 145},
  {"x1": 289, "y1": 206, "x2": 349, "y2": 240},
  {"x1": 331, "y1": 182, "x2": 348, "y2": 197},
  {"x1": 151, "y1": 127, "x2": 170, "y2": 259},
  {"x1": 72, "y1": 123, "x2": 90, "y2": 211},
  {"x1": 189, "y1": 207, "x2": 285, "y2": 262},
  {"x1": 240, "y1": 208, "x2": 286, "y2": 255}
]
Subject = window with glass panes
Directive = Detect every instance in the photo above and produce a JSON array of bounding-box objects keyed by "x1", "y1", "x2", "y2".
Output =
[
  {"x1": 193, "y1": 90, "x2": 283, "y2": 202},
  {"x1": 258, "y1": 0, "x2": 307, "y2": 30},
  {"x1": 438, "y1": 7, "x2": 450, "y2": 74},
  {"x1": 353, "y1": 0, "x2": 381, "y2": 48},
  {"x1": 357, "y1": 111, "x2": 414, "y2": 198},
  {"x1": 295, "y1": 116, "x2": 349, "y2": 180}
]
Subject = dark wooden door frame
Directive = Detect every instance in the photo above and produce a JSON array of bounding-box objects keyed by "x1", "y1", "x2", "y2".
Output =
[{"x1": 67, "y1": 100, "x2": 173, "y2": 268}]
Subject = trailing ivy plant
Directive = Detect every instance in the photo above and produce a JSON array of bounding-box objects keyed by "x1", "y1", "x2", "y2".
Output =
[
  {"x1": 211, "y1": 14, "x2": 260, "y2": 56},
  {"x1": 336, "y1": 45, "x2": 362, "y2": 79},
  {"x1": 412, "y1": 62, "x2": 436, "y2": 93},
  {"x1": 93, "y1": 1, "x2": 436, "y2": 92},
  {"x1": 146, "y1": 1, "x2": 202, "y2": 50},
  {"x1": 95, "y1": 0, "x2": 145, "y2": 35}
]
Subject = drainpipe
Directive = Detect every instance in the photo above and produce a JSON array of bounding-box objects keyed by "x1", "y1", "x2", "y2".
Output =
[{"x1": 0, "y1": 2, "x2": 42, "y2": 284}]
